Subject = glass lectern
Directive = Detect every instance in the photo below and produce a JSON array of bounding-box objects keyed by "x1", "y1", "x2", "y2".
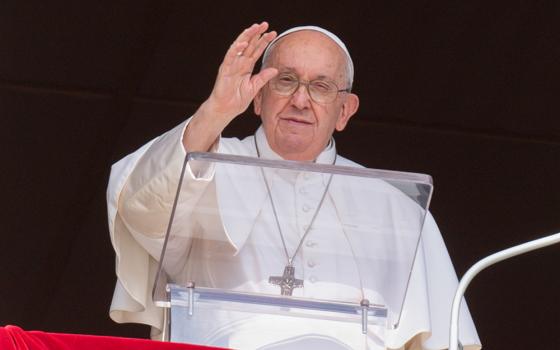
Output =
[{"x1": 152, "y1": 152, "x2": 433, "y2": 349}]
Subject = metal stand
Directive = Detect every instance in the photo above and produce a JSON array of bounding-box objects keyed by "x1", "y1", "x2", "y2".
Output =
[
  {"x1": 162, "y1": 306, "x2": 170, "y2": 342},
  {"x1": 187, "y1": 281, "x2": 195, "y2": 317},
  {"x1": 360, "y1": 299, "x2": 370, "y2": 334}
]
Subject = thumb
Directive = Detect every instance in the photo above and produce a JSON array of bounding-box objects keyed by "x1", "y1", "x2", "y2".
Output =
[{"x1": 250, "y1": 68, "x2": 278, "y2": 94}]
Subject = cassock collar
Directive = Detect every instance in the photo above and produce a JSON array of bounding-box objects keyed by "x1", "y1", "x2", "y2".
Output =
[{"x1": 254, "y1": 126, "x2": 337, "y2": 165}]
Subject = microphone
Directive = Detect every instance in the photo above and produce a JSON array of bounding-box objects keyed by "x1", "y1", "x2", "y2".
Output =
[{"x1": 449, "y1": 231, "x2": 560, "y2": 350}]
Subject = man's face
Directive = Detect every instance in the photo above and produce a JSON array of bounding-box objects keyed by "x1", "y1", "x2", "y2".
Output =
[{"x1": 253, "y1": 31, "x2": 359, "y2": 161}]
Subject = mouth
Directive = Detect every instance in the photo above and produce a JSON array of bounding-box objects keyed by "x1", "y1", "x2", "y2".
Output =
[{"x1": 279, "y1": 116, "x2": 313, "y2": 126}]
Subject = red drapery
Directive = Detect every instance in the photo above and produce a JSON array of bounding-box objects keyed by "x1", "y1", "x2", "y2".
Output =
[{"x1": 0, "y1": 325, "x2": 224, "y2": 350}]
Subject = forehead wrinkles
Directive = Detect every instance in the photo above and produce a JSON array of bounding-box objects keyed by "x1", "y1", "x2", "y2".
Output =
[{"x1": 268, "y1": 31, "x2": 347, "y2": 83}]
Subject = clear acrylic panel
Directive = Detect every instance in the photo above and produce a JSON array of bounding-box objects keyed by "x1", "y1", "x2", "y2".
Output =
[{"x1": 153, "y1": 152, "x2": 433, "y2": 348}]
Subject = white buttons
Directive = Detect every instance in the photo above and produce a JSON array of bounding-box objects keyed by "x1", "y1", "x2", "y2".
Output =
[
  {"x1": 305, "y1": 240, "x2": 316, "y2": 247},
  {"x1": 309, "y1": 276, "x2": 317, "y2": 283},
  {"x1": 299, "y1": 187, "x2": 308, "y2": 195},
  {"x1": 303, "y1": 224, "x2": 309, "y2": 231},
  {"x1": 307, "y1": 260, "x2": 316, "y2": 268},
  {"x1": 302, "y1": 204, "x2": 310, "y2": 212}
]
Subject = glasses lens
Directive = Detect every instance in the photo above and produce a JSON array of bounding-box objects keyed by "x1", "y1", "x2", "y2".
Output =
[
  {"x1": 271, "y1": 74, "x2": 298, "y2": 95},
  {"x1": 309, "y1": 80, "x2": 337, "y2": 103},
  {"x1": 269, "y1": 74, "x2": 340, "y2": 104}
]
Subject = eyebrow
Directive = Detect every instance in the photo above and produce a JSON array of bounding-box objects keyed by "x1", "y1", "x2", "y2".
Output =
[{"x1": 277, "y1": 67, "x2": 334, "y2": 81}]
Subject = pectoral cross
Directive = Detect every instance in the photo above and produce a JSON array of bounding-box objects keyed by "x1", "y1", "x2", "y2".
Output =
[{"x1": 269, "y1": 265, "x2": 304, "y2": 296}]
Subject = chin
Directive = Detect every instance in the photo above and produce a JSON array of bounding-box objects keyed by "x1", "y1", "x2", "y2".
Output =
[{"x1": 277, "y1": 141, "x2": 315, "y2": 161}]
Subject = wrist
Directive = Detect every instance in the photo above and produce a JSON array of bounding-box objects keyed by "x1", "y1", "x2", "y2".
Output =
[
  {"x1": 183, "y1": 100, "x2": 232, "y2": 153},
  {"x1": 198, "y1": 98, "x2": 237, "y2": 123}
]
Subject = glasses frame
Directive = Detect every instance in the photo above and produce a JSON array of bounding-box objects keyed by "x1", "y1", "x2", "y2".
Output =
[{"x1": 268, "y1": 73, "x2": 351, "y2": 104}]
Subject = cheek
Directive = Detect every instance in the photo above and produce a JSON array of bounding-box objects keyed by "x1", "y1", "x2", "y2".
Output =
[
  {"x1": 260, "y1": 94, "x2": 283, "y2": 118},
  {"x1": 318, "y1": 106, "x2": 343, "y2": 130}
]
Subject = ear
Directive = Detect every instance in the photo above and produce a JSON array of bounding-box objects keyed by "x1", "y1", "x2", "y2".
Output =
[
  {"x1": 253, "y1": 90, "x2": 263, "y2": 116},
  {"x1": 335, "y1": 93, "x2": 359, "y2": 131}
]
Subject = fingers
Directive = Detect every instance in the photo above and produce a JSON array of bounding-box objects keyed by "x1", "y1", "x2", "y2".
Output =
[
  {"x1": 222, "y1": 23, "x2": 260, "y2": 65},
  {"x1": 249, "y1": 31, "x2": 276, "y2": 59},
  {"x1": 224, "y1": 40, "x2": 249, "y2": 65},
  {"x1": 235, "y1": 22, "x2": 268, "y2": 48},
  {"x1": 243, "y1": 23, "x2": 276, "y2": 59},
  {"x1": 224, "y1": 22, "x2": 275, "y2": 65},
  {"x1": 210, "y1": 22, "x2": 278, "y2": 117},
  {"x1": 243, "y1": 25, "x2": 263, "y2": 58},
  {"x1": 250, "y1": 67, "x2": 278, "y2": 93}
]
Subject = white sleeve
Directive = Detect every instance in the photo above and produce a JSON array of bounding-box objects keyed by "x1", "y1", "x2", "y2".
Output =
[
  {"x1": 106, "y1": 117, "x2": 218, "y2": 335},
  {"x1": 386, "y1": 213, "x2": 482, "y2": 350}
]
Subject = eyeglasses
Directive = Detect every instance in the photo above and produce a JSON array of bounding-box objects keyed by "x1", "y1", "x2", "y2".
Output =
[{"x1": 268, "y1": 73, "x2": 350, "y2": 104}]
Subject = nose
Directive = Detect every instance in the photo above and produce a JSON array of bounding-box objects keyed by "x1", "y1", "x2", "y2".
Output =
[{"x1": 290, "y1": 83, "x2": 312, "y2": 109}]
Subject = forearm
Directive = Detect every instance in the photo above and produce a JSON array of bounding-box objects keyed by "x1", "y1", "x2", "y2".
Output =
[
  {"x1": 116, "y1": 21, "x2": 276, "y2": 240},
  {"x1": 182, "y1": 99, "x2": 233, "y2": 153}
]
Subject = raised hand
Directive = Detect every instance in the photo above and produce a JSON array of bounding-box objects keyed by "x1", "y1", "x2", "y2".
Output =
[
  {"x1": 205, "y1": 22, "x2": 278, "y2": 120},
  {"x1": 184, "y1": 22, "x2": 278, "y2": 152}
]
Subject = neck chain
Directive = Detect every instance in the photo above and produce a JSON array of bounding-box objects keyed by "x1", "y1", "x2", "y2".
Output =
[{"x1": 254, "y1": 137, "x2": 336, "y2": 295}]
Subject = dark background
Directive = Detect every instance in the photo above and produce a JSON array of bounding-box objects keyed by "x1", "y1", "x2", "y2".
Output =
[{"x1": 1, "y1": 1, "x2": 559, "y2": 348}]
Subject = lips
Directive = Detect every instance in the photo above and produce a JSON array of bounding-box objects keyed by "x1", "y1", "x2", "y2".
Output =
[{"x1": 279, "y1": 116, "x2": 313, "y2": 125}]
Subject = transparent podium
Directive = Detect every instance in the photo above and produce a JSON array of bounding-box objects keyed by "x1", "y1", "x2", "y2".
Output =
[{"x1": 153, "y1": 152, "x2": 433, "y2": 349}]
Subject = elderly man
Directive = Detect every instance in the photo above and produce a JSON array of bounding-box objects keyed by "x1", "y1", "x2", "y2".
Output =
[{"x1": 107, "y1": 22, "x2": 481, "y2": 349}]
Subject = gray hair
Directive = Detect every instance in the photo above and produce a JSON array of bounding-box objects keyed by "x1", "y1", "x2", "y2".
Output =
[{"x1": 261, "y1": 26, "x2": 354, "y2": 90}]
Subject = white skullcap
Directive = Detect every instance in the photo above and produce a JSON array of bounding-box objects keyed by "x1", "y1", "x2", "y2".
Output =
[{"x1": 262, "y1": 25, "x2": 354, "y2": 87}]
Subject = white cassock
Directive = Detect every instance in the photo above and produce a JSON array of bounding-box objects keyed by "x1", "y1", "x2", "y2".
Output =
[{"x1": 107, "y1": 118, "x2": 482, "y2": 350}]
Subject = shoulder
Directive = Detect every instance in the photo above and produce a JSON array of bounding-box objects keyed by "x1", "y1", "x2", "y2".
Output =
[
  {"x1": 335, "y1": 153, "x2": 364, "y2": 168},
  {"x1": 216, "y1": 134, "x2": 257, "y2": 157}
]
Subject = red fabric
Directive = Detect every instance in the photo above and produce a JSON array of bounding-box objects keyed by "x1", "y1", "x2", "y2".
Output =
[{"x1": 0, "y1": 325, "x2": 224, "y2": 350}]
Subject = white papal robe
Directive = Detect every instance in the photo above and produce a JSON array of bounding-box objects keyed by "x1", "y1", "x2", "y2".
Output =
[{"x1": 107, "y1": 118, "x2": 482, "y2": 349}]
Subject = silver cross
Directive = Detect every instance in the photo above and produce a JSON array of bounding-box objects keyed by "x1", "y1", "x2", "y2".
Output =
[{"x1": 269, "y1": 265, "x2": 304, "y2": 296}]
